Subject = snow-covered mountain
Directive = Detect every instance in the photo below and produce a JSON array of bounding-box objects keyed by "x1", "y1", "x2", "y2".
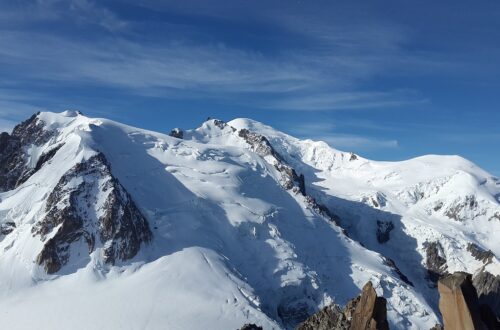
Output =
[{"x1": 0, "y1": 111, "x2": 498, "y2": 329}]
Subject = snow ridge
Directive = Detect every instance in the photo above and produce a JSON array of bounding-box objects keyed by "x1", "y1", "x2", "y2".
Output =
[{"x1": 0, "y1": 112, "x2": 498, "y2": 330}]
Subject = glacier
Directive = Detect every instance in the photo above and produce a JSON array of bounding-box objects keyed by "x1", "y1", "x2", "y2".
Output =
[{"x1": 0, "y1": 111, "x2": 498, "y2": 329}]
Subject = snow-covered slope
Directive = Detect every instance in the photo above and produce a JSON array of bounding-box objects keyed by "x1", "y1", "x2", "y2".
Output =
[{"x1": 0, "y1": 112, "x2": 498, "y2": 329}]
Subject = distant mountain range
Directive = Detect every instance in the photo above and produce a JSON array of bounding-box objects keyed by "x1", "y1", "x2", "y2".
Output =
[{"x1": 0, "y1": 111, "x2": 498, "y2": 329}]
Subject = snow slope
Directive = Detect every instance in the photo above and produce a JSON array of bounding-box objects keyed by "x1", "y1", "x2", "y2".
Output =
[{"x1": 0, "y1": 112, "x2": 498, "y2": 329}]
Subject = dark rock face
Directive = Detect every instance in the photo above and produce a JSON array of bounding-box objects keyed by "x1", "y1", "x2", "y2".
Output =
[
  {"x1": 383, "y1": 257, "x2": 413, "y2": 286},
  {"x1": 349, "y1": 282, "x2": 389, "y2": 330},
  {"x1": 33, "y1": 153, "x2": 152, "y2": 274},
  {"x1": 296, "y1": 304, "x2": 349, "y2": 330},
  {"x1": 424, "y1": 241, "x2": 448, "y2": 283},
  {"x1": 297, "y1": 281, "x2": 389, "y2": 330},
  {"x1": 376, "y1": 220, "x2": 394, "y2": 244},
  {"x1": 169, "y1": 128, "x2": 183, "y2": 139},
  {"x1": 304, "y1": 195, "x2": 343, "y2": 228},
  {"x1": 240, "y1": 324, "x2": 263, "y2": 330},
  {"x1": 0, "y1": 113, "x2": 56, "y2": 192},
  {"x1": 237, "y1": 128, "x2": 307, "y2": 196},
  {"x1": 438, "y1": 272, "x2": 499, "y2": 330},
  {"x1": 0, "y1": 221, "x2": 16, "y2": 236},
  {"x1": 467, "y1": 243, "x2": 495, "y2": 265},
  {"x1": 473, "y1": 270, "x2": 500, "y2": 319},
  {"x1": 444, "y1": 195, "x2": 478, "y2": 222},
  {"x1": 238, "y1": 128, "x2": 281, "y2": 160}
]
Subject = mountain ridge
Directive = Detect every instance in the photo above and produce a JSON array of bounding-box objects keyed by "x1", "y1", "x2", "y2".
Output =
[{"x1": 0, "y1": 111, "x2": 498, "y2": 329}]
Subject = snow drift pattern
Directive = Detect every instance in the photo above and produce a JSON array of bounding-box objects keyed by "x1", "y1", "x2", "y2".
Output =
[{"x1": 0, "y1": 111, "x2": 498, "y2": 330}]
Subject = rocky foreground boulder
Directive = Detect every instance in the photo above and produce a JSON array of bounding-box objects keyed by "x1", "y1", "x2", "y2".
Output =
[
  {"x1": 297, "y1": 281, "x2": 389, "y2": 330},
  {"x1": 438, "y1": 272, "x2": 499, "y2": 330}
]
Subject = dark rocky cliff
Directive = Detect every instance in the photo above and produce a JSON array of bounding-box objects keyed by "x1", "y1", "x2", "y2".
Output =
[{"x1": 33, "y1": 153, "x2": 152, "y2": 273}]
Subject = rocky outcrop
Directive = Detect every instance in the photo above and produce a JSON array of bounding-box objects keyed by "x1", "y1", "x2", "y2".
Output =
[
  {"x1": 0, "y1": 113, "x2": 56, "y2": 191},
  {"x1": 304, "y1": 195, "x2": 343, "y2": 229},
  {"x1": 240, "y1": 324, "x2": 263, "y2": 330},
  {"x1": 444, "y1": 195, "x2": 479, "y2": 222},
  {"x1": 383, "y1": 258, "x2": 413, "y2": 286},
  {"x1": 424, "y1": 241, "x2": 448, "y2": 283},
  {"x1": 296, "y1": 304, "x2": 350, "y2": 330},
  {"x1": 33, "y1": 152, "x2": 152, "y2": 273},
  {"x1": 169, "y1": 128, "x2": 184, "y2": 139},
  {"x1": 467, "y1": 243, "x2": 495, "y2": 265},
  {"x1": 438, "y1": 272, "x2": 499, "y2": 330},
  {"x1": 473, "y1": 270, "x2": 500, "y2": 319},
  {"x1": 0, "y1": 221, "x2": 16, "y2": 236},
  {"x1": 376, "y1": 220, "x2": 394, "y2": 244},
  {"x1": 349, "y1": 282, "x2": 389, "y2": 330},
  {"x1": 237, "y1": 127, "x2": 306, "y2": 196},
  {"x1": 297, "y1": 281, "x2": 389, "y2": 330}
]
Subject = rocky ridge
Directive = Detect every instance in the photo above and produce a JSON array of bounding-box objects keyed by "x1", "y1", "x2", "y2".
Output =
[
  {"x1": 297, "y1": 281, "x2": 389, "y2": 330},
  {"x1": 34, "y1": 152, "x2": 152, "y2": 273},
  {"x1": 438, "y1": 272, "x2": 499, "y2": 330},
  {"x1": 0, "y1": 113, "x2": 55, "y2": 191}
]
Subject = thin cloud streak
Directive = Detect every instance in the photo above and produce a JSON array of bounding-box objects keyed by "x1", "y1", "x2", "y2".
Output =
[
  {"x1": 265, "y1": 90, "x2": 429, "y2": 111},
  {"x1": 285, "y1": 121, "x2": 399, "y2": 151},
  {"x1": 0, "y1": 0, "x2": 450, "y2": 111}
]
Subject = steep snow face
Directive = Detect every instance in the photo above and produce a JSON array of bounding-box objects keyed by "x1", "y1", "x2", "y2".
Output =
[
  {"x1": 225, "y1": 117, "x2": 500, "y2": 315},
  {"x1": 1, "y1": 112, "x2": 496, "y2": 329}
]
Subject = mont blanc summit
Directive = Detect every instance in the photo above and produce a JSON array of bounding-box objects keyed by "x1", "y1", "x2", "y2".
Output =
[{"x1": 0, "y1": 112, "x2": 498, "y2": 329}]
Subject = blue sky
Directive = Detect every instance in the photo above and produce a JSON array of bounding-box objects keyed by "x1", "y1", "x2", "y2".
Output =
[{"x1": 0, "y1": 0, "x2": 499, "y2": 175}]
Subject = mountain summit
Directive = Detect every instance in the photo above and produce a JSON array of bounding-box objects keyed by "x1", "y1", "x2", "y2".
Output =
[{"x1": 0, "y1": 112, "x2": 498, "y2": 329}]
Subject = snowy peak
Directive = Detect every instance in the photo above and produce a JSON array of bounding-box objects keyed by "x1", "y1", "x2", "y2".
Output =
[
  {"x1": 34, "y1": 152, "x2": 152, "y2": 273},
  {"x1": 0, "y1": 111, "x2": 498, "y2": 329},
  {"x1": 1, "y1": 112, "x2": 152, "y2": 275}
]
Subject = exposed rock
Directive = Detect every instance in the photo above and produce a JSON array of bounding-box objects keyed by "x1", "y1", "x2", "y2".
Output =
[
  {"x1": 473, "y1": 270, "x2": 500, "y2": 319},
  {"x1": 0, "y1": 113, "x2": 56, "y2": 191},
  {"x1": 433, "y1": 202, "x2": 444, "y2": 212},
  {"x1": 214, "y1": 119, "x2": 230, "y2": 130},
  {"x1": 430, "y1": 324, "x2": 443, "y2": 330},
  {"x1": 0, "y1": 221, "x2": 16, "y2": 236},
  {"x1": 297, "y1": 281, "x2": 389, "y2": 330},
  {"x1": 305, "y1": 195, "x2": 343, "y2": 229},
  {"x1": 34, "y1": 144, "x2": 64, "y2": 172},
  {"x1": 424, "y1": 241, "x2": 448, "y2": 283},
  {"x1": 296, "y1": 304, "x2": 349, "y2": 330},
  {"x1": 444, "y1": 195, "x2": 479, "y2": 222},
  {"x1": 298, "y1": 173, "x2": 306, "y2": 196},
  {"x1": 219, "y1": 123, "x2": 347, "y2": 239},
  {"x1": 240, "y1": 324, "x2": 263, "y2": 330},
  {"x1": 169, "y1": 128, "x2": 183, "y2": 139},
  {"x1": 350, "y1": 281, "x2": 389, "y2": 330},
  {"x1": 349, "y1": 153, "x2": 358, "y2": 161},
  {"x1": 237, "y1": 128, "x2": 306, "y2": 196},
  {"x1": 33, "y1": 152, "x2": 152, "y2": 273},
  {"x1": 376, "y1": 220, "x2": 394, "y2": 244},
  {"x1": 238, "y1": 128, "x2": 281, "y2": 160},
  {"x1": 467, "y1": 243, "x2": 495, "y2": 264},
  {"x1": 438, "y1": 272, "x2": 498, "y2": 330},
  {"x1": 383, "y1": 257, "x2": 414, "y2": 286},
  {"x1": 17, "y1": 143, "x2": 65, "y2": 185}
]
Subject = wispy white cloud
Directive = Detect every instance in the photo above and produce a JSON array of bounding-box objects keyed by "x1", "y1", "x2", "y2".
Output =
[
  {"x1": 0, "y1": 32, "x2": 323, "y2": 94},
  {"x1": 0, "y1": 1, "x2": 447, "y2": 111},
  {"x1": 320, "y1": 134, "x2": 399, "y2": 150},
  {"x1": 0, "y1": 0, "x2": 126, "y2": 32},
  {"x1": 265, "y1": 90, "x2": 428, "y2": 111},
  {"x1": 285, "y1": 121, "x2": 399, "y2": 151}
]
